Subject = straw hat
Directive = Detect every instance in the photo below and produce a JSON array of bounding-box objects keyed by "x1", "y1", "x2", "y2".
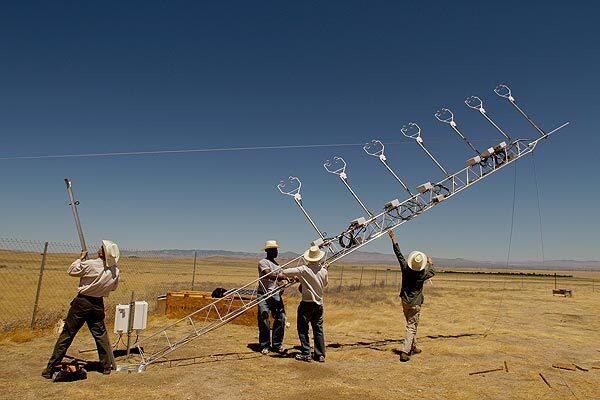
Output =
[
  {"x1": 264, "y1": 240, "x2": 279, "y2": 250},
  {"x1": 303, "y1": 245, "x2": 325, "y2": 263},
  {"x1": 102, "y1": 240, "x2": 120, "y2": 267},
  {"x1": 407, "y1": 251, "x2": 427, "y2": 271}
]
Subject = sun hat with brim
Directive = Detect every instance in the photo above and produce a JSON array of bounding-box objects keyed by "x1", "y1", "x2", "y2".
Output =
[
  {"x1": 102, "y1": 240, "x2": 120, "y2": 267},
  {"x1": 303, "y1": 246, "x2": 325, "y2": 263},
  {"x1": 407, "y1": 251, "x2": 427, "y2": 271},
  {"x1": 264, "y1": 240, "x2": 279, "y2": 250}
]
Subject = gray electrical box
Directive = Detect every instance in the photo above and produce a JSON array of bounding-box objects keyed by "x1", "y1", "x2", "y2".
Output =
[
  {"x1": 349, "y1": 217, "x2": 367, "y2": 228},
  {"x1": 384, "y1": 199, "x2": 401, "y2": 211},
  {"x1": 417, "y1": 182, "x2": 433, "y2": 194}
]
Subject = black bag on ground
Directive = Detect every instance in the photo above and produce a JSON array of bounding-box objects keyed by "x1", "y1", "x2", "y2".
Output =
[
  {"x1": 52, "y1": 363, "x2": 87, "y2": 382},
  {"x1": 211, "y1": 287, "x2": 228, "y2": 298}
]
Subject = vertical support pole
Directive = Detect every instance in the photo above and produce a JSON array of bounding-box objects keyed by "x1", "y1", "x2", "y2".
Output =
[
  {"x1": 30, "y1": 241, "x2": 49, "y2": 329},
  {"x1": 554, "y1": 273, "x2": 557, "y2": 290},
  {"x1": 191, "y1": 251, "x2": 197, "y2": 290},
  {"x1": 339, "y1": 266, "x2": 344, "y2": 290},
  {"x1": 64, "y1": 179, "x2": 88, "y2": 253},
  {"x1": 126, "y1": 291, "x2": 136, "y2": 360},
  {"x1": 359, "y1": 266, "x2": 364, "y2": 289},
  {"x1": 385, "y1": 269, "x2": 388, "y2": 286}
]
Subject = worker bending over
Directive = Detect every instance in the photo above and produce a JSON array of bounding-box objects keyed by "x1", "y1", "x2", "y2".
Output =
[
  {"x1": 282, "y1": 245, "x2": 328, "y2": 362},
  {"x1": 388, "y1": 230, "x2": 435, "y2": 362},
  {"x1": 257, "y1": 240, "x2": 287, "y2": 355},
  {"x1": 42, "y1": 240, "x2": 120, "y2": 379}
]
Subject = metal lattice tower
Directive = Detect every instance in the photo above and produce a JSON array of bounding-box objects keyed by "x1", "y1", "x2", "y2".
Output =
[{"x1": 121, "y1": 84, "x2": 569, "y2": 372}]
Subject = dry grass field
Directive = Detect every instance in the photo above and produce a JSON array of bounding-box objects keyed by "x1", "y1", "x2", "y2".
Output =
[{"x1": 0, "y1": 252, "x2": 599, "y2": 399}]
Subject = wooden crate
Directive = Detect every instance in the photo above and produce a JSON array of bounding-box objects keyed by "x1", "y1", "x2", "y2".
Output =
[{"x1": 165, "y1": 291, "x2": 259, "y2": 327}]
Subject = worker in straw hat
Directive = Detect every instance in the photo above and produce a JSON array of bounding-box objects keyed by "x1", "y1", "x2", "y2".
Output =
[
  {"x1": 42, "y1": 240, "x2": 120, "y2": 379},
  {"x1": 256, "y1": 240, "x2": 288, "y2": 355},
  {"x1": 387, "y1": 230, "x2": 435, "y2": 362},
  {"x1": 281, "y1": 245, "x2": 328, "y2": 362}
]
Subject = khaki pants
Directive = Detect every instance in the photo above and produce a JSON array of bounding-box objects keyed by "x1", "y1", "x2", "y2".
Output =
[{"x1": 402, "y1": 301, "x2": 421, "y2": 354}]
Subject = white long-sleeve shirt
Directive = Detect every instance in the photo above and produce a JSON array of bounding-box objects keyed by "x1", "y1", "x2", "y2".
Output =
[
  {"x1": 68, "y1": 257, "x2": 120, "y2": 298},
  {"x1": 282, "y1": 263, "x2": 328, "y2": 305}
]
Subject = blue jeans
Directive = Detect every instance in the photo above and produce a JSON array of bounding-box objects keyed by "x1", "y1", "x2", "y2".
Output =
[
  {"x1": 257, "y1": 294, "x2": 286, "y2": 349},
  {"x1": 297, "y1": 301, "x2": 325, "y2": 358}
]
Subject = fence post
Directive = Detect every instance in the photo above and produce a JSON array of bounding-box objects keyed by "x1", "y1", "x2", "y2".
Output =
[
  {"x1": 126, "y1": 291, "x2": 136, "y2": 360},
  {"x1": 385, "y1": 269, "x2": 388, "y2": 286},
  {"x1": 191, "y1": 251, "x2": 197, "y2": 290},
  {"x1": 358, "y1": 266, "x2": 364, "y2": 289},
  {"x1": 339, "y1": 265, "x2": 344, "y2": 290},
  {"x1": 30, "y1": 241, "x2": 49, "y2": 329}
]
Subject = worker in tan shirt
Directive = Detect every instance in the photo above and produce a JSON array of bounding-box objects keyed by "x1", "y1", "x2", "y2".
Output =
[{"x1": 42, "y1": 240, "x2": 120, "y2": 379}]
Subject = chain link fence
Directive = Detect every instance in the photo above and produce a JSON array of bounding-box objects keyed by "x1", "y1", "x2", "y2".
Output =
[
  {"x1": 0, "y1": 238, "x2": 200, "y2": 332},
  {"x1": 1, "y1": 237, "x2": 597, "y2": 332}
]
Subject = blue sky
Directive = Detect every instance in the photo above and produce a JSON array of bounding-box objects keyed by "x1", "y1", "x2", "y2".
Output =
[{"x1": 1, "y1": 1, "x2": 598, "y2": 261}]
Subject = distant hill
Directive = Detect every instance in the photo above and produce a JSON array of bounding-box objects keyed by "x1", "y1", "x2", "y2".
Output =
[{"x1": 122, "y1": 249, "x2": 600, "y2": 270}]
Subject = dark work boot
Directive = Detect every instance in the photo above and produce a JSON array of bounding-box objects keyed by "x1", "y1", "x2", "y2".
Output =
[
  {"x1": 399, "y1": 352, "x2": 410, "y2": 362},
  {"x1": 41, "y1": 368, "x2": 54, "y2": 379},
  {"x1": 411, "y1": 347, "x2": 422, "y2": 355}
]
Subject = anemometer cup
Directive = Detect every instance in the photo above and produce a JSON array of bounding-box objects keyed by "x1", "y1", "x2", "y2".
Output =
[
  {"x1": 363, "y1": 140, "x2": 385, "y2": 158},
  {"x1": 277, "y1": 176, "x2": 302, "y2": 197},
  {"x1": 465, "y1": 96, "x2": 484, "y2": 111},
  {"x1": 434, "y1": 108, "x2": 455, "y2": 125},
  {"x1": 494, "y1": 84, "x2": 514, "y2": 101},
  {"x1": 401, "y1": 122, "x2": 422, "y2": 140},
  {"x1": 323, "y1": 156, "x2": 347, "y2": 176}
]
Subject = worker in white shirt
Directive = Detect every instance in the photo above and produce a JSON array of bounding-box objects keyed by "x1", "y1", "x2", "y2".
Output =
[
  {"x1": 42, "y1": 240, "x2": 120, "y2": 379},
  {"x1": 282, "y1": 245, "x2": 328, "y2": 362}
]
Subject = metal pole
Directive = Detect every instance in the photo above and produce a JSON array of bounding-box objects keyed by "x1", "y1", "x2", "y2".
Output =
[
  {"x1": 294, "y1": 197, "x2": 325, "y2": 239},
  {"x1": 416, "y1": 140, "x2": 449, "y2": 176},
  {"x1": 385, "y1": 269, "x2": 388, "y2": 286},
  {"x1": 435, "y1": 109, "x2": 480, "y2": 155},
  {"x1": 278, "y1": 176, "x2": 326, "y2": 240},
  {"x1": 363, "y1": 140, "x2": 413, "y2": 196},
  {"x1": 340, "y1": 176, "x2": 374, "y2": 217},
  {"x1": 191, "y1": 251, "x2": 197, "y2": 290},
  {"x1": 465, "y1": 96, "x2": 512, "y2": 141},
  {"x1": 380, "y1": 159, "x2": 413, "y2": 196},
  {"x1": 450, "y1": 124, "x2": 480, "y2": 155},
  {"x1": 126, "y1": 291, "x2": 135, "y2": 360},
  {"x1": 481, "y1": 112, "x2": 512, "y2": 141},
  {"x1": 359, "y1": 266, "x2": 364, "y2": 289},
  {"x1": 508, "y1": 100, "x2": 546, "y2": 137},
  {"x1": 554, "y1": 273, "x2": 557, "y2": 290},
  {"x1": 339, "y1": 265, "x2": 344, "y2": 290},
  {"x1": 494, "y1": 84, "x2": 546, "y2": 138},
  {"x1": 64, "y1": 178, "x2": 87, "y2": 252},
  {"x1": 30, "y1": 242, "x2": 49, "y2": 329}
]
